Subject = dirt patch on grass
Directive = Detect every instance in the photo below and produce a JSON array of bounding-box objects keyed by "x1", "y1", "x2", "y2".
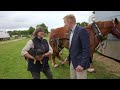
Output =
[
  {"x1": 0, "y1": 37, "x2": 26, "y2": 44},
  {"x1": 93, "y1": 53, "x2": 120, "y2": 76}
]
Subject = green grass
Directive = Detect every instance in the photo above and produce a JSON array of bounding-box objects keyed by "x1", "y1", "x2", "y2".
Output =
[
  {"x1": 0, "y1": 37, "x2": 120, "y2": 79},
  {"x1": 0, "y1": 37, "x2": 70, "y2": 79},
  {"x1": 88, "y1": 60, "x2": 120, "y2": 79},
  {"x1": 0, "y1": 38, "x2": 32, "y2": 79}
]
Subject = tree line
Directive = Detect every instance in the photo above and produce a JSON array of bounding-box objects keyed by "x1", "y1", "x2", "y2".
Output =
[{"x1": 7, "y1": 22, "x2": 88, "y2": 37}]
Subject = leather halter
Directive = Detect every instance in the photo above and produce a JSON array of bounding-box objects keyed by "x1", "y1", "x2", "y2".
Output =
[
  {"x1": 111, "y1": 19, "x2": 120, "y2": 40},
  {"x1": 92, "y1": 21, "x2": 105, "y2": 42}
]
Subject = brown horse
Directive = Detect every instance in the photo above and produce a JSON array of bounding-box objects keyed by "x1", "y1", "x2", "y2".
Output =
[
  {"x1": 49, "y1": 27, "x2": 70, "y2": 67},
  {"x1": 49, "y1": 18, "x2": 120, "y2": 70}
]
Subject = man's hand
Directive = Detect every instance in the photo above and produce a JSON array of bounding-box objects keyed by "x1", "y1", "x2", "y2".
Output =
[{"x1": 75, "y1": 65, "x2": 84, "y2": 72}]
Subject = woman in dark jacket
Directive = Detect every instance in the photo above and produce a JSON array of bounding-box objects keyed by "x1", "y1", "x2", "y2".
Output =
[{"x1": 21, "y1": 27, "x2": 53, "y2": 79}]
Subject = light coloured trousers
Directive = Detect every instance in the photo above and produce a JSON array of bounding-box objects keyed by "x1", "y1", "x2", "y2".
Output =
[{"x1": 70, "y1": 62, "x2": 87, "y2": 79}]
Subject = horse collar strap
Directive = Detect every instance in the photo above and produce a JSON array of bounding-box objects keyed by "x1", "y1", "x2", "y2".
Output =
[
  {"x1": 92, "y1": 22, "x2": 104, "y2": 42},
  {"x1": 92, "y1": 22, "x2": 102, "y2": 35}
]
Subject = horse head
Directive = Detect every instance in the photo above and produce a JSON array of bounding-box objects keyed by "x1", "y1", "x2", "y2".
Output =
[{"x1": 111, "y1": 18, "x2": 120, "y2": 40}]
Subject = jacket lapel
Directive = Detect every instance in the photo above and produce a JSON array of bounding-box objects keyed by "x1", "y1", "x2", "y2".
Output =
[{"x1": 70, "y1": 25, "x2": 79, "y2": 49}]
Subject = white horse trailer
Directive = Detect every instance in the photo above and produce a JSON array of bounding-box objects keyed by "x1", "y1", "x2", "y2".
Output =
[
  {"x1": 0, "y1": 31, "x2": 10, "y2": 40},
  {"x1": 89, "y1": 11, "x2": 120, "y2": 60}
]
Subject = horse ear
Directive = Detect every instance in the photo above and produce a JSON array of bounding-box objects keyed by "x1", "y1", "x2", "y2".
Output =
[{"x1": 115, "y1": 18, "x2": 119, "y2": 24}]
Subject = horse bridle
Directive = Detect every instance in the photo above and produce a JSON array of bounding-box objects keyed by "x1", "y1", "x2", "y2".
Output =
[
  {"x1": 95, "y1": 19, "x2": 120, "y2": 52},
  {"x1": 112, "y1": 19, "x2": 120, "y2": 34},
  {"x1": 92, "y1": 21, "x2": 109, "y2": 52},
  {"x1": 50, "y1": 32, "x2": 69, "y2": 43},
  {"x1": 91, "y1": 21, "x2": 105, "y2": 42},
  {"x1": 50, "y1": 33, "x2": 69, "y2": 52}
]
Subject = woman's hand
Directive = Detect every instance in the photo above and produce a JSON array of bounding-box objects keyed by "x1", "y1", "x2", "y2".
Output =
[
  {"x1": 35, "y1": 54, "x2": 44, "y2": 61},
  {"x1": 43, "y1": 52, "x2": 51, "y2": 57}
]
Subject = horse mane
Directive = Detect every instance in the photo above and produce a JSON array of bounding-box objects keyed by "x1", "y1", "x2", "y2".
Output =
[{"x1": 85, "y1": 21, "x2": 113, "y2": 31}]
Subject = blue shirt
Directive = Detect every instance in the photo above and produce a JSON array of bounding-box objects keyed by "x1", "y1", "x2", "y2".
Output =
[{"x1": 69, "y1": 24, "x2": 77, "y2": 48}]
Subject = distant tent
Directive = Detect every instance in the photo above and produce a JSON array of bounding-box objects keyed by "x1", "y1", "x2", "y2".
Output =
[{"x1": 0, "y1": 31, "x2": 10, "y2": 40}]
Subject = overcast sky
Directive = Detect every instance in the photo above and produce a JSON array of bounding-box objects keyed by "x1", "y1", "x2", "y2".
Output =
[{"x1": 0, "y1": 11, "x2": 93, "y2": 31}]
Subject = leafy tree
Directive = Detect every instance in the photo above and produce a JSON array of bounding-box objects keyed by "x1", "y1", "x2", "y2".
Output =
[
  {"x1": 28, "y1": 26, "x2": 35, "y2": 35},
  {"x1": 76, "y1": 22, "x2": 81, "y2": 26},
  {"x1": 80, "y1": 22, "x2": 88, "y2": 27},
  {"x1": 7, "y1": 23, "x2": 49, "y2": 37},
  {"x1": 76, "y1": 22, "x2": 88, "y2": 27},
  {"x1": 36, "y1": 23, "x2": 48, "y2": 34},
  {"x1": 12, "y1": 30, "x2": 19, "y2": 35},
  {"x1": 22, "y1": 30, "x2": 29, "y2": 37},
  {"x1": 7, "y1": 31, "x2": 12, "y2": 37}
]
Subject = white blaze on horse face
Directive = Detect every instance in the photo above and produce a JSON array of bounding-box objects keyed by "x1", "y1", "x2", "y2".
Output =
[{"x1": 116, "y1": 21, "x2": 120, "y2": 33}]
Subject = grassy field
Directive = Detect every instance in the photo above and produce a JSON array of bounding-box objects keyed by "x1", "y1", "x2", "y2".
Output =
[{"x1": 0, "y1": 37, "x2": 120, "y2": 79}]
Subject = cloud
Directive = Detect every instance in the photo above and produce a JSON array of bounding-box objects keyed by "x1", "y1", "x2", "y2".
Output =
[{"x1": 0, "y1": 11, "x2": 93, "y2": 31}]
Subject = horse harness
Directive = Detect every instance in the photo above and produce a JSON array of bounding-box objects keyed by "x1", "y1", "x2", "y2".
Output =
[
  {"x1": 50, "y1": 32, "x2": 70, "y2": 51},
  {"x1": 92, "y1": 21, "x2": 108, "y2": 51},
  {"x1": 92, "y1": 20, "x2": 120, "y2": 51},
  {"x1": 92, "y1": 21, "x2": 106, "y2": 42},
  {"x1": 112, "y1": 19, "x2": 120, "y2": 37}
]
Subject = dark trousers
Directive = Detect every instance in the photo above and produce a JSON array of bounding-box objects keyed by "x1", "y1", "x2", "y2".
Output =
[{"x1": 31, "y1": 68, "x2": 53, "y2": 79}]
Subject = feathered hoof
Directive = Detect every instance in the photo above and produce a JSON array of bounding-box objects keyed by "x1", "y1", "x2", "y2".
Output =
[
  {"x1": 87, "y1": 68, "x2": 96, "y2": 73},
  {"x1": 52, "y1": 64, "x2": 59, "y2": 68}
]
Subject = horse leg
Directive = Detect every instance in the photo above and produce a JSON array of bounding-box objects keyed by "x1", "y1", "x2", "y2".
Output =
[
  {"x1": 51, "y1": 55, "x2": 58, "y2": 68},
  {"x1": 64, "y1": 56, "x2": 69, "y2": 64},
  {"x1": 56, "y1": 54, "x2": 65, "y2": 65},
  {"x1": 62, "y1": 39, "x2": 69, "y2": 64},
  {"x1": 87, "y1": 52, "x2": 96, "y2": 73}
]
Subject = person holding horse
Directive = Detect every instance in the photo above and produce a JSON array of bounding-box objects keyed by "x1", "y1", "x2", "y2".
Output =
[
  {"x1": 21, "y1": 27, "x2": 53, "y2": 79},
  {"x1": 63, "y1": 14, "x2": 91, "y2": 79}
]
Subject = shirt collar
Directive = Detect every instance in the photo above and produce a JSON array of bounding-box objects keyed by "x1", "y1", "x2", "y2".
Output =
[
  {"x1": 71, "y1": 24, "x2": 77, "y2": 32},
  {"x1": 37, "y1": 36, "x2": 44, "y2": 40}
]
